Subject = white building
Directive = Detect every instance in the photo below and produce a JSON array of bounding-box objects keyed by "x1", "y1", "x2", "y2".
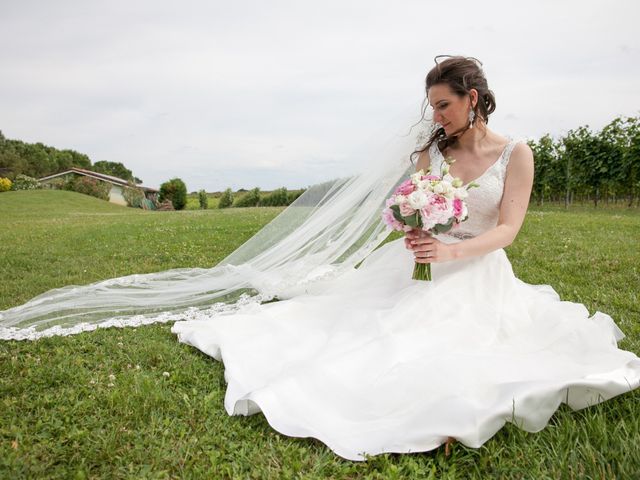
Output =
[{"x1": 38, "y1": 167, "x2": 158, "y2": 207}]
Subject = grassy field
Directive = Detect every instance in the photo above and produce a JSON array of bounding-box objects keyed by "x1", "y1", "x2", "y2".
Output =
[{"x1": 1, "y1": 189, "x2": 639, "y2": 479}]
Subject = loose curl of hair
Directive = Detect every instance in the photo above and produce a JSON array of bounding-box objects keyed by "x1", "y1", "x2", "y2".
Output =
[{"x1": 410, "y1": 55, "x2": 496, "y2": 165}]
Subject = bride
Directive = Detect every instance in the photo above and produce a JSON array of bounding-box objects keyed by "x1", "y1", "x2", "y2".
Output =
[
  {"x1": 170, "y1": 56, "x2": 640, "y2": 460},
  {"x1": 2, "y1": 55, "x2": 640, "y2": 461}
]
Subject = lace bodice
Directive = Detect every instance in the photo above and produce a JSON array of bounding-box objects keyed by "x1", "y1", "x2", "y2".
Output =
[{"x1": 428, "y1": 138, "x2": 522, "y2": 239}]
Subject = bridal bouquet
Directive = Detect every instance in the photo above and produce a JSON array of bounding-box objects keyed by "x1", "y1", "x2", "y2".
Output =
[{"x1": 381, "y1": 156, "x2": 477, "y2": 281}]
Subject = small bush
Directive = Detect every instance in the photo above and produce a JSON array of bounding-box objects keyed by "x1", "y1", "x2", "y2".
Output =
[
  {"x1": 123, "y1": 185, "x2": 146, "y2": 208},
  {"x1": 63, "y1": 176, "x2": 111, "y2": 201},
  {"x1": 198, "y1": 189, "x2": 208, "y2": 209},
  {"x1": 234, "y1": 187, "x2": 260, "y2": 207},
  {"x1": 11, "y1": 174, "x2": 41, "y2": 190},
  {"x1": 159, "y1": 178, "x2": 187, "y2": 210},
  {"x1": 0, "y1": 177, "x2": 12, "y2": 192},
  {"x1": 218, "y1": 188, "x2": 234, "y2": 209},
  {"x1": 260, "y1": 187, "x2": 289, "y2": 206},
  {"x1": 287, "y1": 189, "x2": 306, "y2": 205},
  {"x1": 42, "y1": 178, "x2": 65, "y2": 190}
]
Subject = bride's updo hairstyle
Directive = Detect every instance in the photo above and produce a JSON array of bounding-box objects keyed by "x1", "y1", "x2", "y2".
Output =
[{"x1": 410, "y1": 55, "x2": 496, "y2": 164}]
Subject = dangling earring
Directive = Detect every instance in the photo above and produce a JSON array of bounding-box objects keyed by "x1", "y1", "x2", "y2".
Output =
[{"x1": 468, "y1": 109, "x2": 475, "y2": 129}]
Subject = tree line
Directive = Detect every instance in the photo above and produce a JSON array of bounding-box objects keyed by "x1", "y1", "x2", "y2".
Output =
[
  {"x1": 0, "y1": 130, "x2": 141, "y2": 184},
  {"x1": 528, "y1": 115, "x2": 640, "y2": 207},
  {"x1": 3, "y1": 114, "x2": 639, "y2": 208}
]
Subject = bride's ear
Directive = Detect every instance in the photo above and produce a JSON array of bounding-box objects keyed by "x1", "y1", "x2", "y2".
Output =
[{"x1": 469, "y1": 88, "x2": 478, "y2": 108}]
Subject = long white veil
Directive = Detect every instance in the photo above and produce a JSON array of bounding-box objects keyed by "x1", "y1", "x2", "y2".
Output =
[{"x1": 0, "y1": 111, "x2": 433, "y2": 341}]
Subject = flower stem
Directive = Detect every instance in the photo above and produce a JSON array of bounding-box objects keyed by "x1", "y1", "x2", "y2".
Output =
[{"x1": 412, "y1": 261, "x2": 432, "y2": 281}]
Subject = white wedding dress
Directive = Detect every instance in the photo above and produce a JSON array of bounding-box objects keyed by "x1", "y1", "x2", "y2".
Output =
[{"x1": 172, "y1": 138, "x2": 640, "y2": 461}]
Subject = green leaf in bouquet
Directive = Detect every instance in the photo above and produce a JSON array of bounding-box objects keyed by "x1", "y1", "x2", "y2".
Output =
[
  {"x1": 431, "y1": 217, "x2": 454, "y2": 234},
  {"x1": 390, "y1": 204, "x2": 404, "y2": 223},
  {"x1": 404, "y1": 212, "x2": 421, "y2": 228}
]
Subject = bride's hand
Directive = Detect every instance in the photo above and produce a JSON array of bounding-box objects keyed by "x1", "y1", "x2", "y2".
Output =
[{"x1": 404, "y1": 228, "x2": 453, "y2": 263}]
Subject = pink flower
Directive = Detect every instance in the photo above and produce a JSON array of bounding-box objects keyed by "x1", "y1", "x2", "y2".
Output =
[
  {"x1": 399, "y1": 202, "x2": 416, "y2": 217},
  {"x1": 420, "y1": 194, "x2": 454, "y2": 229},
  {"x1": 453, "y1": 198, "x2": 463, "y2": 217},
  {"x1": 396, "y1": 179, "x2": 415, "y2": 196},
  {"x1": 382, "y1": 208, "x2": 403, "y2": 231},
  {"x1": 421, "y1": 175, "x2": 440, "y2": 181}
]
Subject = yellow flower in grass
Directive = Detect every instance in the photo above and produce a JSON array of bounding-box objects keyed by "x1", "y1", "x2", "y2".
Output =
[{"x1": 0, "y1": 177, "x2": 12, "y2": 192}]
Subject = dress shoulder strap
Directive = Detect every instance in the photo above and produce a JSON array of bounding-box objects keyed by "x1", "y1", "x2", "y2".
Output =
[{"x1": 499, "y1": 138, "x2": 524, "y2": 168}]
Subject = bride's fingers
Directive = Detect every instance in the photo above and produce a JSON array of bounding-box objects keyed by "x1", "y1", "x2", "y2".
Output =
[{"x1": 411, "y1": 237, "x2": 435, "y2": 249}]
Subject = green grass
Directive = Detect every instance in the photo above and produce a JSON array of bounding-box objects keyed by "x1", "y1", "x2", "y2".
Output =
[{"x1": 1, "y1": 190, "x2": 639, "y2": 479}]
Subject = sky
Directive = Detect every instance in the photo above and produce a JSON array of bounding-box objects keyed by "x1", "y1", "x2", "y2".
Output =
[{"x1": 1, "y1": 0, "x2": 639, "y2": 192}]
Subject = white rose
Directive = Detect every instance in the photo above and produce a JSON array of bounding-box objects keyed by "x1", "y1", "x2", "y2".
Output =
[
  {"x1": 416, "y1": 179, "x2": 430, "y2": 190},
  {"x1": 407, "y1": 190, "x2": 428, "y2": 209},
  {"x1": 433, "y1": 183, "x2": 445, "y2": 194},
  {"x1": 454, "y1": 188, "x2": 468, "y2": 200},
  {"x1": 410, "y1": 172, "x2": 423, "y2": 183},
  {"x1": 441, "y1": 182, "x2": 455, "y2": 198}
]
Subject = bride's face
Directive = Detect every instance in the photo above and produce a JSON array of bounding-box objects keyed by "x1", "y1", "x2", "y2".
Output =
[{"x1": 428, "y1": 83, "x2": 476, "y2": 135}]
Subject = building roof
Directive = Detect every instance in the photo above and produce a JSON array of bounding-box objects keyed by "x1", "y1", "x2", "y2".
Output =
[{"x1": 39, "y1": 167, "x2": 158, "y2": 192}]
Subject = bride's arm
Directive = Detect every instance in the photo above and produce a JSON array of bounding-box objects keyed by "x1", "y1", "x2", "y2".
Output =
[{"x1": 408, "y1": 142, "x2": 534, "y2": 262}]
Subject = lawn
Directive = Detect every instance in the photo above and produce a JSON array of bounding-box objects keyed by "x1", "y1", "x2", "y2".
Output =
[{"x1": 1, "y1": 190, "x2": 639, "y2": 479}]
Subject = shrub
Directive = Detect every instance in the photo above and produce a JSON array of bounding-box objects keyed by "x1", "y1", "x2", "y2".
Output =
[
  {"x1": 218, "y1": 188, "x2": 234, "y2": 209},
  {"x1": 159, "y1": 178, "x2": 187, "y2": 210},
  {"x1": 11, "y1": 174, "x2": 41, "y2": 190},
  {"x1": 0, "y1": 177, "x2": 11, "y2": 192},
  {"x1": 42, "y1": 178, "x2": 65, "y2": 190},
  {"x1": 123, "y1": 185, "x2": 146, "y2": 208},
  {"x1": 234, "y1": 187, "x2": 261, "y2": 207},
  {"x1": 63, "y1": 176, "x2": 111, "y2": 200},
  {"x1": 260, "y1": 187, "x2": 289, "y2": 206},
  {"x1": 287, "y1": 189, "x2": 306, "y2": 204},
  {"x1": 198, "y1": 189, "x2": 208, "y2": 209}
]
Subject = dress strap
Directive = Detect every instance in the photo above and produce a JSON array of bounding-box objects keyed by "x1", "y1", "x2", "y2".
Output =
[{"x1": 499, "y1": 139, "x2": 522, "y2": 167}]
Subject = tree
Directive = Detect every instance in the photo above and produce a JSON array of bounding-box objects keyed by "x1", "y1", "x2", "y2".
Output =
[
  {"x1": 218, "y1": 188, "x2": 233, "y2": 208},
  {"x1": 259, "y1": 187, "x2": 289, "y2": 206},
  {"x1": 0, "y1": 151, "x2": 27, "y2": 179},
  {"x1": 234, "y1": 187, "x2": 261, "y2": 207},
  {"x1": 93, "y1": 161, "x2": 136, "y2": 182},
  {"x1": 529, "y1": 136, "x2": 558, "y2": 205},
  {"x1": 159, "y1": 178, "x2": 187, "y2": 210},
  {"x1": 198, "y1": 189, "x2": 208, "y2": 209}
]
